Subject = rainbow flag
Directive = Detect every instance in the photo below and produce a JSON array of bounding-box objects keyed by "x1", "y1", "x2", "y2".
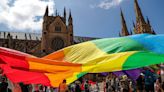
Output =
[{"x1": 0, "y1": 34, "x2": 164, "y2": 87}]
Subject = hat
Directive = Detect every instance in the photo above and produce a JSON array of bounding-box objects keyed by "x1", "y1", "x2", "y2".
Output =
[
  {"x1": 140, "y1": 73, "x2": 144, "y2": 76},
  {"x1": 122, "y1": 75, "x2": 127, "y2": 79},
  {"x1": 75, "y1": 81, "x2": 80, "y2": 84},
  {"x1": 120, "y1": 75, "x2": 127, "y2": 81}
]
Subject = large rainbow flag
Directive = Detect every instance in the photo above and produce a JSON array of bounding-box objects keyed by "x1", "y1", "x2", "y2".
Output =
[{"x1": 0, "y1": 34, "x2": 164, "y2": 87}]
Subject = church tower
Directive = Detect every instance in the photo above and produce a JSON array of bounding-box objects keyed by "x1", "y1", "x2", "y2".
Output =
[
  {"x1": 134, "y1": 0, "x2": 154, "y2": 34},
  {"x1": 68, "y1": 10, "x2": 74, "y2": 44},
  {"x1": 41, "y1": 6, "x2": 74, "y2": 54},
  {"x1": 120, "y1": 9, "x2": 130, "y2": 36}
]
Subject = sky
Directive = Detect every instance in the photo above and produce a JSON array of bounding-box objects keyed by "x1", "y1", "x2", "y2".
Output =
[{"x1": 0, "y1": 0, "x2": 164, "y2": 38}]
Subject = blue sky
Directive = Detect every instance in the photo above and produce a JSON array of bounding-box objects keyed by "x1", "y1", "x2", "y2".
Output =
[{"x1": 0, "y1": 0, "x2": 164, "y2": 38}]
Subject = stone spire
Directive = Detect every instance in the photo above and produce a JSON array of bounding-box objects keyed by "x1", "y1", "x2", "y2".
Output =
[
  {"x1": 44, "y1": 6, "x2": 49, "y2": 16},
  {"x1": 25, "y1": 33, "x2": 27, "y2": 40},
  {"x1": 29, "y1": 34, "x2": 31, "y2": 40},
  {"x1": 15, "y1": 35, "x2": 18, "y2": 39},
  {"x1": 134, "y1": 0, "x2": 145, "y2": 24},
  {"x1": 120, "y1": 9, "x2": 129, "y2": 36},
  {"x1": 134, "y1": 0, "x2": 154, "y2": 34},
  {"x1": 132, "y1": 21, "x2": 137, "y2": 33},
  {"x1": 4, "y1": 32, "x2": 6, "y2": 38},
  {"x1": 7, "y1": 32, "x2": 10, "y2": 38},
  {"x1": 63, "y1": 7, "x2": 66, "y2": 24},
  {"x1": 7, "y1": 32, "x2": 13, "y2": 48},
  {"x1": 68, "y1": 10, "x2": 73, "y2": 44},
  {"x1": 68, "y1": 10, "x2": 72, "y2": 25},
  {"x1": 56, "y1": 9, "x2": 57, "y2": 16}
]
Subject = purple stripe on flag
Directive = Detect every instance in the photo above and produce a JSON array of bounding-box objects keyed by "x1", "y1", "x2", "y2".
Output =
[
  {"x1": 113, "y1": 71, "x2": 125, "y2": 77},
  {"x1": 124, "y1": 69, "x2": 142, "y2": 80},
  {"x1": 101, "y1": 73, "x2": 108, "y2": 76},
  {"x1": 113, "y1": 69, "x2": 142, "y2": 81}
]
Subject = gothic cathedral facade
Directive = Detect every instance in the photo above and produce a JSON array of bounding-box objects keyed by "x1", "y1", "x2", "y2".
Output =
[{"x1": 41, "y1": 6, "x2": 74, "y2": 53}]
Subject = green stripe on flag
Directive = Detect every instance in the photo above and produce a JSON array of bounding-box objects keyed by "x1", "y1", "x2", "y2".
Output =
[
  {"x1": 77, "y1": 72, "x2": 87, "y2": 78},
  {"x1": 92, "y1": 37, "x2": 147, "y2": 54},
  {"x1": 123, "y1": 51, "x2": 164, "y2": 70}
]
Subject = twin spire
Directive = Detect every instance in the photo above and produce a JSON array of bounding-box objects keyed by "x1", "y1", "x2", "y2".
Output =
[
  {"x1": 44, "y1": 6, "x2": 72, "y2": 22},
  {"x1": 120, "y1": 0, "x2": 154, "y2": 36}
]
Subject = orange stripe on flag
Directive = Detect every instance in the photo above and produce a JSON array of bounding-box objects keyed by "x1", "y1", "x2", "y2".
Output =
[{"x1": 43, "y1": 50, "x2": 65, "y2": 60}]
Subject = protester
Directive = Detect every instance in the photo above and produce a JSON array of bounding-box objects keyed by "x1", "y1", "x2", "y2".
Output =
[
  {"x1": 70, "y1": 83, "x2": 76, "y2": 92},
  {"x1": 106, "y1": 76, "x2": 112, "y2": 92},
  {"x1": 136, "y1": 74, "x2": 145, "y2": 92},
  {"x1": 39, "y1": 85, "x2": 44, "y2": 92},
  {"x1": 92, "y1": 82, "x2": 99, "y2": 92},
  {"x1": 12, "y1": 83, "x2": 22, "y2": 92},
  {"x1": 120, "y1": 75, "x2": 130, "y2": 92},
  {"x1": 45, "y1": 86, "x2": 51, "y2": 92},
  {"x1": 162, "y1": 82, "x2": 164, "y2": 91},
  {"x1": 0, "y1": 77, "x2": 8, "y2": 92},
  {"x1": 144, "y1": 69, "x2": 156, "y2": 92},
  {"x1": 115, "y1": 77, "x2": 120, "y2": 92},
  {"x1": 1, "y1": 68, "x2": 164, "y2": 92},
  {"x1": 154, "y1": 77, "x2": 162, "y2": 92},
  {"x1": 84, "y1": 80, "x2": 90, "y2": 92},
  {"x1": 33, "y1": 84, "x2": 39, "y2": 92},
  {"x1": 89, "y1": 81, "x2": 96, "y2": 92},
  {"x1": 19, "y1": 83, "x2": 29, "y2": 92},
  {"x1": 59, "y1": 79, "x2": 68, "y2": 92},
  {"x1": 75, "y1": 81, "x2": 81, "y2": 92}
]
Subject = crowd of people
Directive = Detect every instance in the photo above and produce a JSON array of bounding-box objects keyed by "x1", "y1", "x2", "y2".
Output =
[
  {"x1": 68, "y1": 71, "x2": 164, "y2": 92},
  {"x1": 0, "y1": 68, "x2": 164, "y2": 92}
]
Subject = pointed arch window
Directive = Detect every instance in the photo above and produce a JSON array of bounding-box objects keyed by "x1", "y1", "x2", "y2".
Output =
[
  {"x1": 51, "y1": 37, "x2": 64, "y2": 51},
  {"x1": 55, "y1": 26, "x2": 61, "y2": 32}
]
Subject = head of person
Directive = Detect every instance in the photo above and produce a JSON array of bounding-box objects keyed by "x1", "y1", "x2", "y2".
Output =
[
  {"x1": 63, "y1": 79, "x2": 66, "y2": 83},
  {"x1": 122, "y1": 75, "x2": 127, "y2": 80},
  {"x1": 140, "y1": 73, "x2": 144, "y2": 78}
]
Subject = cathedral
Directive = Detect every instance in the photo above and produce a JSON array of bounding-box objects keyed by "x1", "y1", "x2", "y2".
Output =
[
  {"x1": 0, "y1": 0, "x2": 155, "y2": 57},
  {"x1": 0, "y1": 7, "x2": 95, "y2": 57},
  {"x1": 41, "y1": 6, "x2": 74, "y2": 54}
]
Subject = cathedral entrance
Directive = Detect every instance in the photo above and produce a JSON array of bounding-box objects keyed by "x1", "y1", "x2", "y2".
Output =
[{"x1": 51, "y1": 37, "x2": 65, "y2": 51}]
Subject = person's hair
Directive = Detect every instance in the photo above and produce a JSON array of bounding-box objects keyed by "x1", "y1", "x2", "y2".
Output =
[{"x1": 63, "y1": 79, "x2": 66, "y2": 83}]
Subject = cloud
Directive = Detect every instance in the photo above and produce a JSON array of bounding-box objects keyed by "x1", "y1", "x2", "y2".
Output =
[
  {"x1": 0, "y1": 0, "x2": 55, "y2": 33},
  {"x1": 92, "y1": 0, "x2": 125, "y2": 10}
]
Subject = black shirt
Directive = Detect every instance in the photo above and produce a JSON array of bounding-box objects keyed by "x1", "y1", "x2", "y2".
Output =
[{"x1": 0, "y1": 82, "x2": 8, "y2": 92}]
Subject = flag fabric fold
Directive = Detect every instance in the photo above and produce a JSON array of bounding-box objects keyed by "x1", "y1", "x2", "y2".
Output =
[{"x1": 0, "y1": 34, "x2": 164, "y2": 87}]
